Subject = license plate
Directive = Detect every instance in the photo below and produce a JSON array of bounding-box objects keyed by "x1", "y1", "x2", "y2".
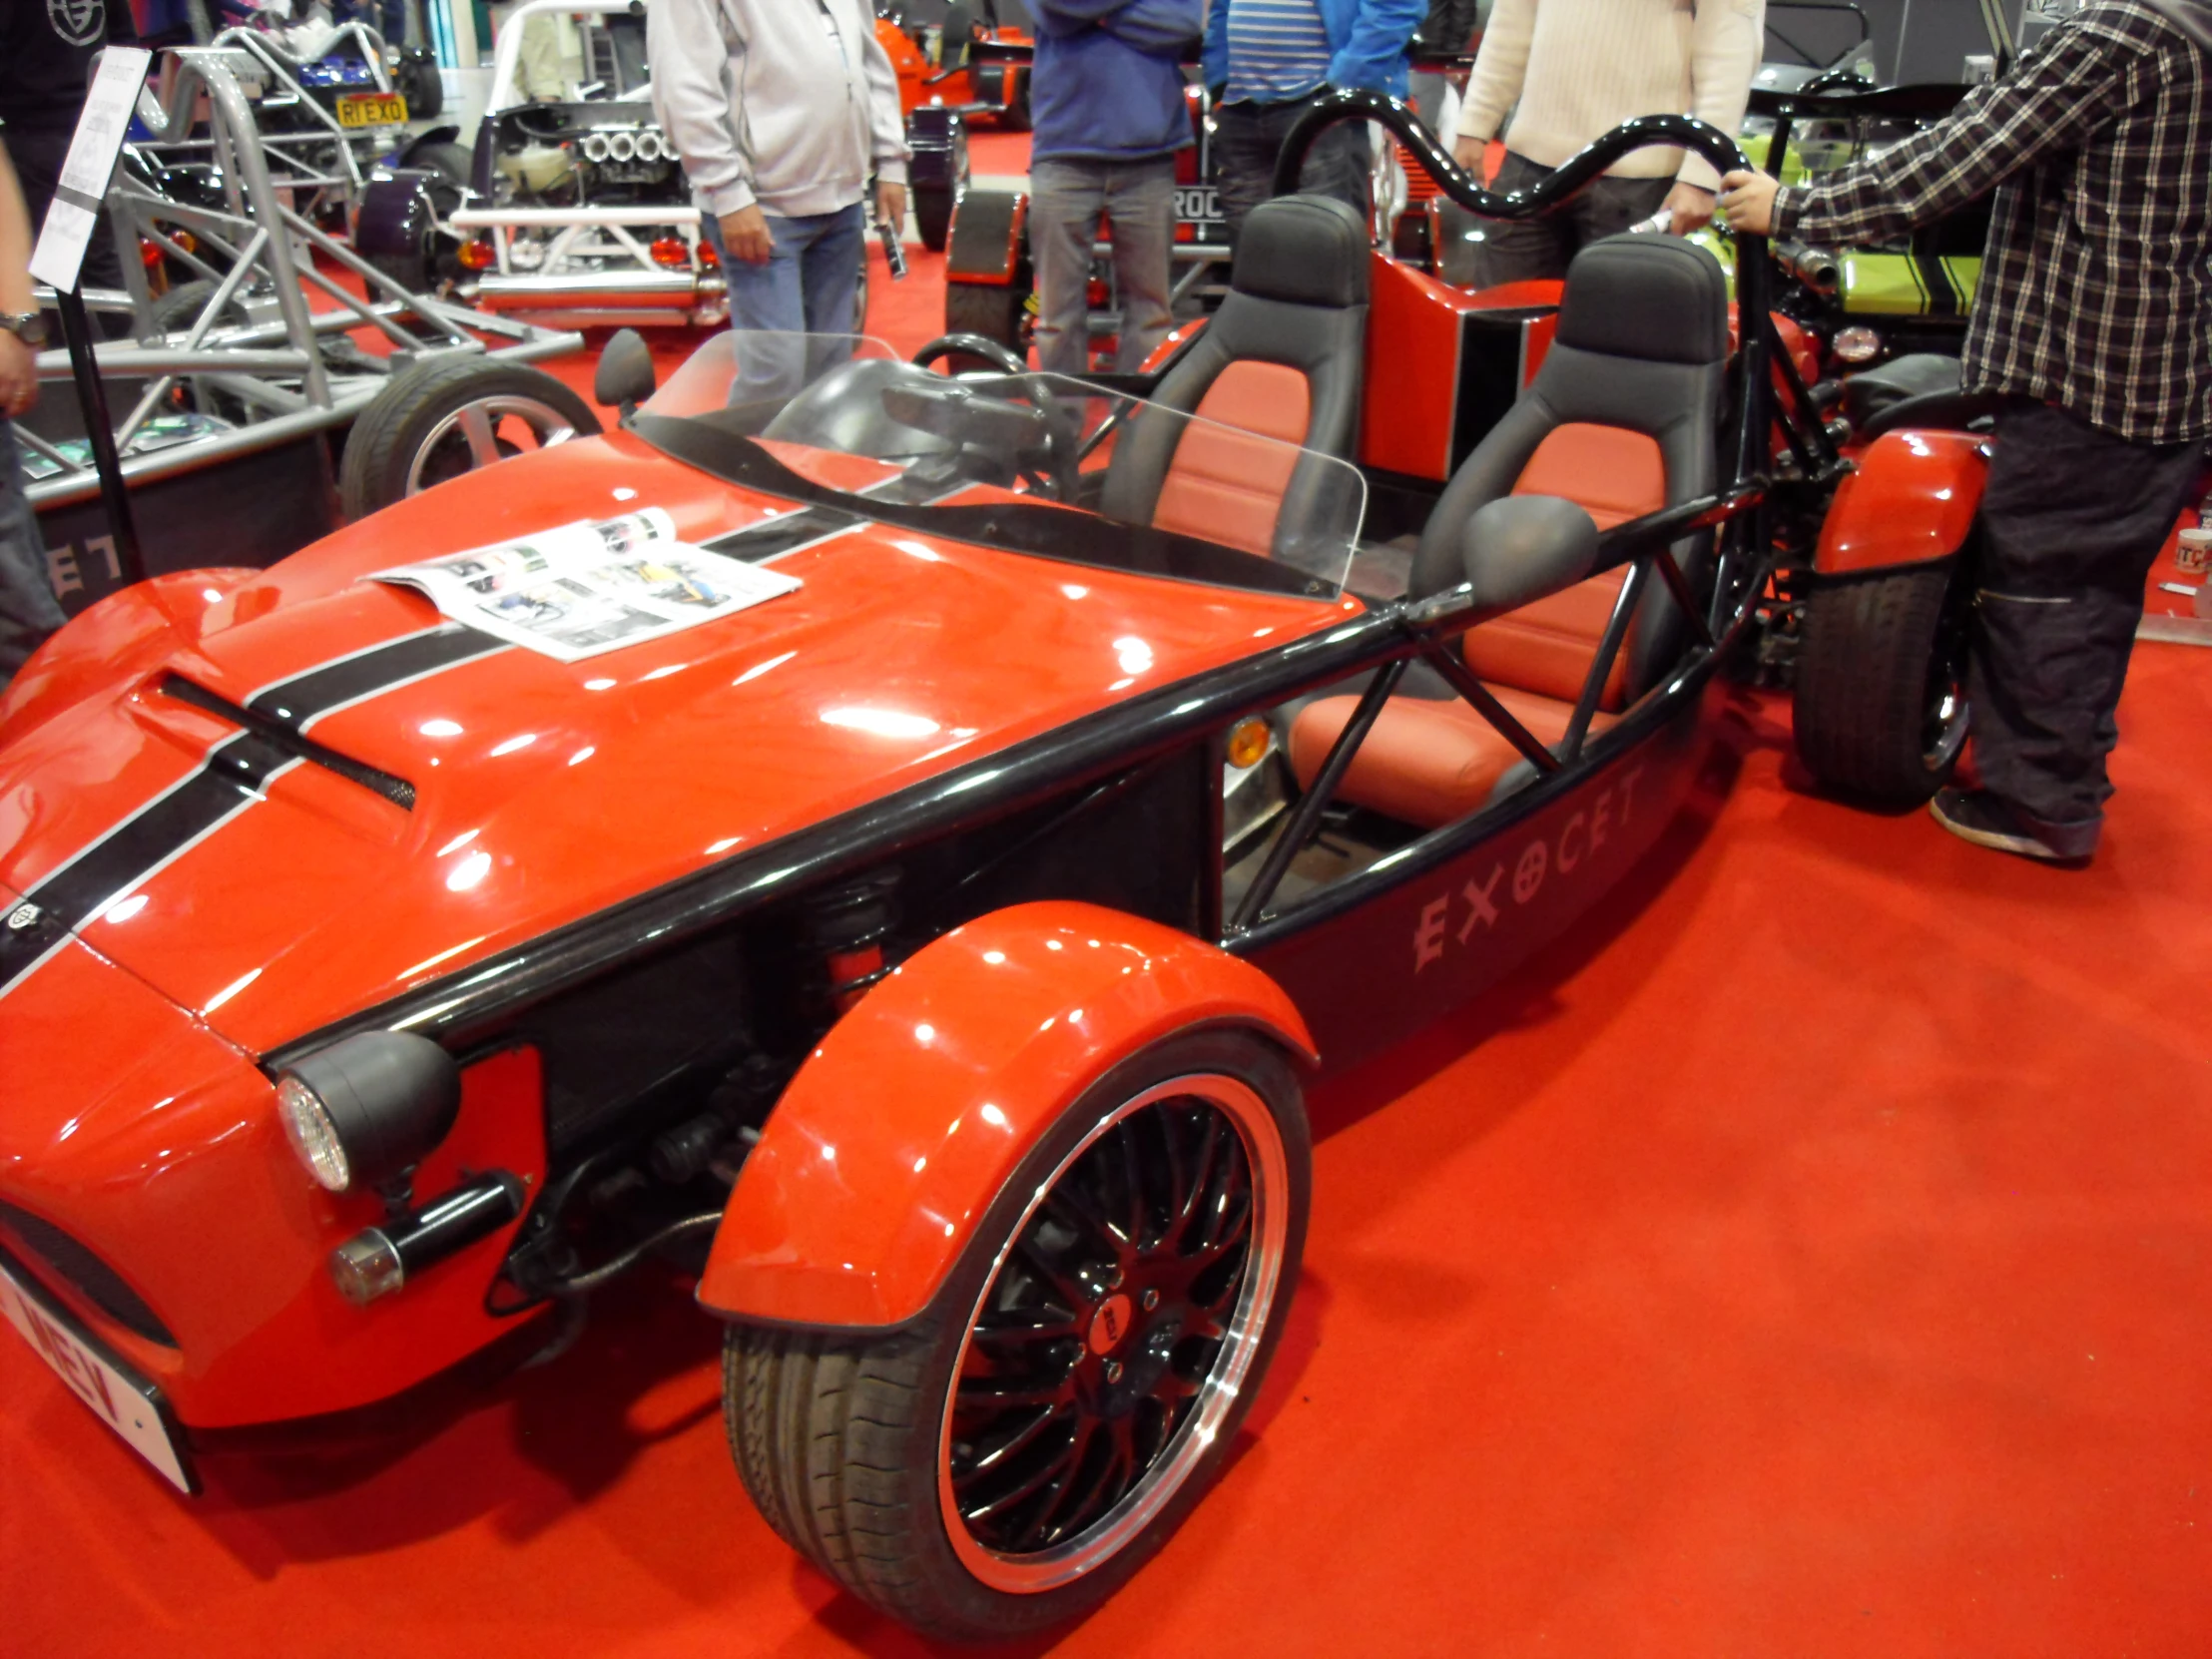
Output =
[
  {"x1": 1175, "y1": 185, "x2": 1224, "y2": 226},
  {"x1": 335, "y1": 91, "x2": 408, "y2": 128},
  {"x1": 0, "y1": 1246, "x2": 194, "y2": 1492}
]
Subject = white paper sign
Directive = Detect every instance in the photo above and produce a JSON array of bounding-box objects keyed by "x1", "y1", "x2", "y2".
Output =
[
  {"x1": 372, "y1": 508, "x2": 804, "y2": 662},
  {"x1": 29, "y1": 46, "x2": 154, "y2": 292}
]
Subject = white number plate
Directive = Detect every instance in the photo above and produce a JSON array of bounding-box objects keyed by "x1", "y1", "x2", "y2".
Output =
[
  {"x1": 1175, "y1": 185, "x2": 1224, "y2": 225},
  {"x1": 0, "y1": 1249, "x2": 193, "y2": 1492}
]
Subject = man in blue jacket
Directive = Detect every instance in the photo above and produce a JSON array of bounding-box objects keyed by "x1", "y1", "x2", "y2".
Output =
[
  {"x1": 1203, "y1": 0, "x2": 1423, "y2": 244},
  {"x1": 1028, "y1": 0, "x2": 1204, "y2": 375}
]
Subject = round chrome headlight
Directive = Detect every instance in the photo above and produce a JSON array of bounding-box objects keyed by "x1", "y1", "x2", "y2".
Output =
[
  {"x1": 273, "y1": 1031, "x2": 462, "y2": 1195},
  {"x1": 277, "y1": 1074, "x2": 352, "y2": 1192}
]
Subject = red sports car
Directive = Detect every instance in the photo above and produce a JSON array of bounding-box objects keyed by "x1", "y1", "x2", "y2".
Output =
[{"x1": 0, "y1": 107, "x2": 1977, "y2": 1641}]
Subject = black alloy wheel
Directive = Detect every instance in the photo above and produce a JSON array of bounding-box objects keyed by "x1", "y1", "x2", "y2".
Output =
[
  {"x1": 944, "y1": 1077, "x2": 1269, "y2": 1567},
  {"x1": 724, "y1": 1025, "x2": 1310, "y2": 1643}
]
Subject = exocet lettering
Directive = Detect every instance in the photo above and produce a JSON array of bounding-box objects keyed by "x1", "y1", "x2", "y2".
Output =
[{"x1": 1410, "y1": 765, "x2": 1646, "y2": 974}]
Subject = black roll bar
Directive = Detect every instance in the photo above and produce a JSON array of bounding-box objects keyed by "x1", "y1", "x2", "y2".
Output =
[{"x1": 1266, "y1": 90, "x2": 1778, "y2": 515}]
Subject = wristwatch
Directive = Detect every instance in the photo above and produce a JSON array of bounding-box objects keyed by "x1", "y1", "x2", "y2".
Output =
[{"x1": 0, "y1": 310, "x2": 49, "y2": 348}]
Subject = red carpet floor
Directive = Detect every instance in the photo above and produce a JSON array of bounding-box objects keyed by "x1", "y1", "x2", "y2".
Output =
[
  {"x1": 9, "y1": 662, "x2": 2210, "y2": 1656},
  {"x1": 9, "y1": 223, "x2": 2212, "y2": 1656}
]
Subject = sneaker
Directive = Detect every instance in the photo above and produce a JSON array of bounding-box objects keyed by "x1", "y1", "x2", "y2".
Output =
[{"x1": 1929, "y1": 787, "x2": 2098, "y2": 863}]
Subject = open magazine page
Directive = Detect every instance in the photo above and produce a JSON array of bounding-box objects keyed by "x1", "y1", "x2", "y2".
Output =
[{"x1": 371, "y1": 509, "x2": 803, "y2": 662}]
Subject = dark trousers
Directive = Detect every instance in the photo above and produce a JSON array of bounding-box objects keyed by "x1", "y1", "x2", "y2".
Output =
[
  {"x1": 1465, "y1": 151, "x2": 1673, "y2": 286},
  {"x1": 1212, "y1": 93, "x2": 1370, "y2": 249},
  {"x1": 1970, "y1": 399, "x2": 2206, "y2": 830},
  {"x1": 0, "y1": 417, "x2": 64, "y2": 686}
]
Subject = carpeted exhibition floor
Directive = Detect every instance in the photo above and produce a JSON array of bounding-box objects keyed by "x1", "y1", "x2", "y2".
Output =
[{"x1": 6, "y1": 138, "x2": 2212, "y2": 1658}]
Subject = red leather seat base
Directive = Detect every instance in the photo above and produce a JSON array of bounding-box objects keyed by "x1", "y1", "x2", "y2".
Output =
[{"x1": 1288, "y1": 684, "x2": 1617, "y2": 830}]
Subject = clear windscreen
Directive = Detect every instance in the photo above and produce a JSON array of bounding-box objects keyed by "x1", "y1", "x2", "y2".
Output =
[{"x1": 640, "y1": 330, "x2": 1366, "y2": 600}]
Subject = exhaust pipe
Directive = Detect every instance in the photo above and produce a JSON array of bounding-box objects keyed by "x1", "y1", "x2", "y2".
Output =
[{"x1": 1776, "y1": 239, "x2": 1841, "y2": 296}]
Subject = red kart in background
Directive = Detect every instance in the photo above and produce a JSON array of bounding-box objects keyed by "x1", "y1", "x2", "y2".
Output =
[
  {"x1": 0, "y1": 101, "x2": 2026, "y2": 1643},
  {"x1": 878, "y1": 1, "x2": 1037, "y2": 251}
]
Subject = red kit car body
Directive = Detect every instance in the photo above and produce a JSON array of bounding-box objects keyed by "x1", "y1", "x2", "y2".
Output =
[{"x1": 0, "y1": 99, "x2": 1987, "y2": 1642}]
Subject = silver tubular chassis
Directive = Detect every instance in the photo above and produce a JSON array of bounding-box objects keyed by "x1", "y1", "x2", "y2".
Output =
[{"x1": 23, "y1": 48, "x2": 579, "y2": 520}]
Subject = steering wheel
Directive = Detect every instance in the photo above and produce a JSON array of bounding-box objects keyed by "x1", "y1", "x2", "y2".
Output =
[
  {"x1": 910, "y1": 332, "x2": 1031, "y2": 378},
  {"x1": 878, "y1": 375, "x2": 1083, "y2": 502}
]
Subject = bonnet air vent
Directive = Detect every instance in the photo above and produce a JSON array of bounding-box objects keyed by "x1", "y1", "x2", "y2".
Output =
[{"x1": 159, "y1": 675, "x2": 418, "y2": 811}]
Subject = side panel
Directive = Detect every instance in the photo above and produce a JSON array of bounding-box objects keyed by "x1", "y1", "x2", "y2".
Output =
[
  {"x1": 1360, "y1": 256, "x2": 1560, "y2": 483},
  {"x1": 1243, "y1": 697, "x2": 1707, "y2": 1075},
  {"x1": 1817, "y1": 429, "x2": 1987, "y2": 576},
  {"x1": 34, "y1": 435, "x2": 342, "y2": 617},
  {"x1": 698, "y1": 901, "x2": 1314, "y2": 1330}
]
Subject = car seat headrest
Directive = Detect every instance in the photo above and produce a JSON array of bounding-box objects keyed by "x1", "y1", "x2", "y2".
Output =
[
  {"x1": 1230, "y1": 195, "x2": 1371, "y2": 309},
  {"x1": 1553, "y1": 236, "x2": 1730, "y2": 365}
]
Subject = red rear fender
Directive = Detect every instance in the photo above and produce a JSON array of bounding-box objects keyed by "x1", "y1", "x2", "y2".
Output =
[
  {"x1": 697, "y1": 902, "x2": 1315, "y2": 1330},
  {"x1": 1818, "y1": 430, "x2": 1988, "y2": 576}
]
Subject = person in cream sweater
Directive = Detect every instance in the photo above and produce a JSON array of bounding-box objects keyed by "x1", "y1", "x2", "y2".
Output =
[{"x1": 1449, "y1": 0, "x2": 1765, "y2": 285}]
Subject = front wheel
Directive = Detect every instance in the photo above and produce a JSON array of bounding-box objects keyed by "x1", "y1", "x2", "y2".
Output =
[
  {"x1": 724, "y1": 1025, "x2": 1310, "y2": 1643},
  {"x1": 339, "y1": 354, "x2": 601, "y2": 518},
  {"x1": 1793, "y1": 561, "x2": 1970, "y2": 804}
]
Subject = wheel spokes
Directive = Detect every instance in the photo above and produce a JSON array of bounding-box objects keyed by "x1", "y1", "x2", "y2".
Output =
[{"x1": 948, "y1": 1084, "x2": 1274, "y2": 1565}]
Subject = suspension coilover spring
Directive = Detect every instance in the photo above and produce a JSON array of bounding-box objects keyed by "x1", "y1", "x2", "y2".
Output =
[{"x1": 803, "y1": 870, "x2": 902, "y2": 1013}]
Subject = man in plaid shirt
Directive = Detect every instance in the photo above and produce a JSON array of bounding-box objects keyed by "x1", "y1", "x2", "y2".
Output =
[{"x1": 1719, "y1": 0, "x2": 2211, "y2": 864}]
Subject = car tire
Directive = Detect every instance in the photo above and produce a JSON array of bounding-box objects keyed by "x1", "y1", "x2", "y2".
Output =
[
  {"x1": 407, "y1": 140, "x2": 472, "y2": 192},
  {"x1": 1000, "y1": 70, "x2": 1033, "y2": 133},
  {"x1": 148, "y1": 277, "x2": 249, "y2": 337},
  {"x1": 944, "y1": 279, "x2": 1030, "y2": 357},
  {"x1": 723, "y1": 1024, "x2": 1311, "y2": 1644},
  {"x1": 396, "y1": 50, "x2": 445, "y2": 119},
  {"x1": 914, "y1": 185, "x2": 957, "y2": 254},
  {"x1": 1793, "y1": 561, "x2": 1970, "y2": 804},
  {"x1": 339, "y1": 354, "x2": 601, "y2": 519}
]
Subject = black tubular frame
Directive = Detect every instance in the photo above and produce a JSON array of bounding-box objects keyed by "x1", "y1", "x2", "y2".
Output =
[{"x1": 267, "y1": 113, "x2": 1803, "y2": 1068}]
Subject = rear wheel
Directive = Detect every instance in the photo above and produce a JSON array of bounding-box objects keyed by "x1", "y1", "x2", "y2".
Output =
[
  {"x1": 915, "y1": 183, "x2": 958, "y2": 254},
  {"x1": 944, "y1": 279, "x2": 1031, "y2": 359},
  {"x1": 724, "y1": 1026, "x2": 1309, "y2": 1643},
  {"x1": 1794, "y1": 561, "x2": 1970, "y2": 804},
  {"x1": 339, "y1": 354, "x2": 600, "y2": 518},
  {"x1": 406, "y1": 140, "x2": 472, "y2": 191}
]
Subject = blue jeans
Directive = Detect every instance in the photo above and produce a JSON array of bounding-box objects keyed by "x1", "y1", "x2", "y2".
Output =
[
  {"x1": 1029, "y1": 157, "x2": 1176, "y2": 376},
  {"x1": 701, "y1": 203, "x2": 867, "y2": 404},
  {"x1": 0, "y1": 417, "x2": 65, "y2": 687}
]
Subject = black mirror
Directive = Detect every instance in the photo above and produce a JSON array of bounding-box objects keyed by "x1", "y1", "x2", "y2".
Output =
[{"x1": 595, "y1": 328, "x2": 656, "y2": 420}]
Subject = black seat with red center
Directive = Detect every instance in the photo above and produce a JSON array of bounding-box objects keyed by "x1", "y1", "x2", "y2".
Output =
[
  {"x1": 1101, "y1": 194, "x2": 1369, "y2": 561},
  {"x1": 1288, "y1": 235, "x2": 1731, "y2": 828}
]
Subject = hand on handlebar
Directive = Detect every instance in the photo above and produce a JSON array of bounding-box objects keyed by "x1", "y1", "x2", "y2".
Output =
[
  {"x1": 1450, "y1": 136, "x2": 1487, "y2": 178},
  {"x1": 1718, "y1": 170, "x2": 1780, "y2": 237},
  {"x1": 1664, "y1": 181, "x2": 1716, "y2": 236}
]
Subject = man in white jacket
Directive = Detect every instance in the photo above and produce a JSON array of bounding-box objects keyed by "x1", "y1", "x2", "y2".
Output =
[
  {"x1": 648, "y1": 0, "x2": 907, "y2": 388},
  {"x1": 1449, "y1": 0, "x2": 1764, "y2": 286}
]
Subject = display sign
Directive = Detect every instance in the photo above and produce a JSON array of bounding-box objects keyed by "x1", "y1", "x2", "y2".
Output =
[{"x1": 28, "y1": 45, "x2": 153, "y2": 293}]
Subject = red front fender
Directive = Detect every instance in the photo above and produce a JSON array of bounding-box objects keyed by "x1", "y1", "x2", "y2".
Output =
[
  {"x1": 697, "y1": 902, "x2": 1316, "y2": 1330},
  {"x1": 1818, "y1": 429, "x2": 1988, "y2": 576}
]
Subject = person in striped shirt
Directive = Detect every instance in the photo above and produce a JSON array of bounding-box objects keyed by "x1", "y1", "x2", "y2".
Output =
[
  {"x1": 1722, "y1": 0, "x2": 2212, "y2": 862},
  {"x1": 1202, "y1": 0, "x2": 1425, "y2": 245}
]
